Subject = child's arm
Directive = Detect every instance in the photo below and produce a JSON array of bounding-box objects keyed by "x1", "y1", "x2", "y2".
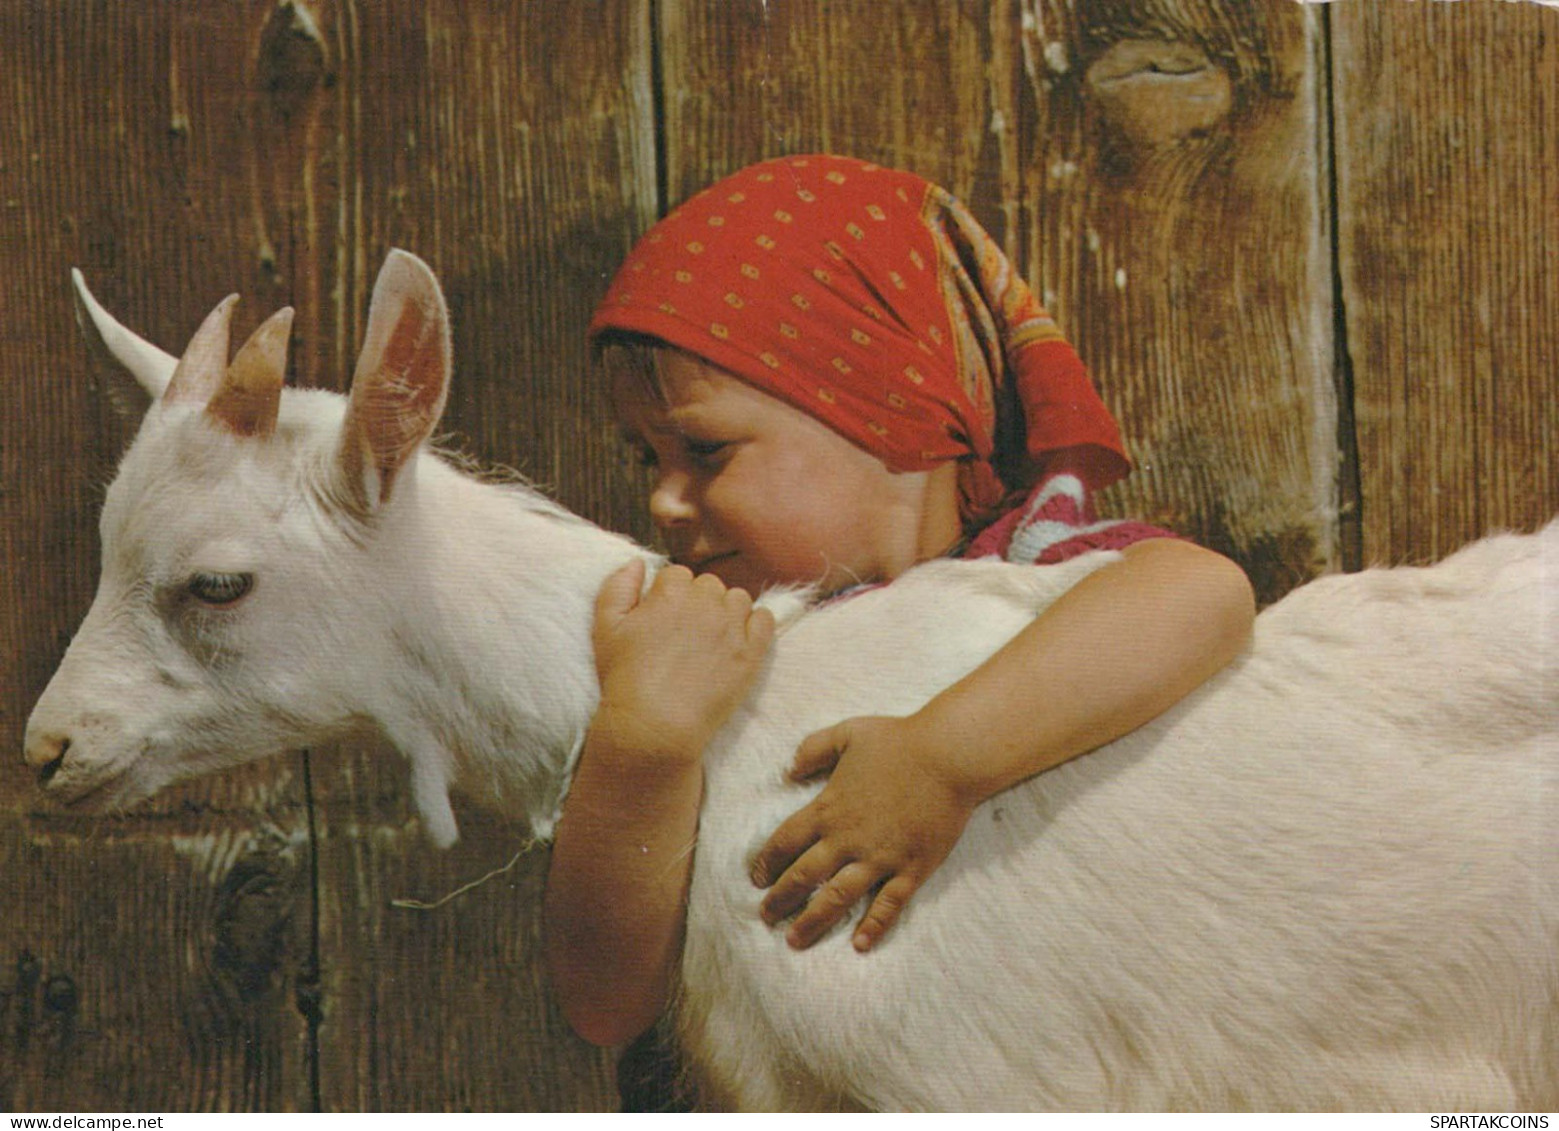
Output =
[
  {"x1": 749, "y1": 537, "x2": 1255, "y2": 951},
  {"x1": 544, "y1": 560, "x2": 774, "y2": 1047}
]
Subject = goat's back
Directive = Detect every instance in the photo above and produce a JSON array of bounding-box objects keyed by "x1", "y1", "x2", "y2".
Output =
[{"x1": 682, "y1": 522, "x2": 1559, "y2": 1110}]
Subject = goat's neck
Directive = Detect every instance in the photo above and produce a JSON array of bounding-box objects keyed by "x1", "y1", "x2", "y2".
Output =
[{"x1": 373, "y1": 454, "x2": 654, "y2": 845}]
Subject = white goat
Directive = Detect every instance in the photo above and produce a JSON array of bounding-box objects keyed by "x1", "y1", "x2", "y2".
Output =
[{"x1": 25, "y1": 250, "x2": 1558, "y2": 1111}]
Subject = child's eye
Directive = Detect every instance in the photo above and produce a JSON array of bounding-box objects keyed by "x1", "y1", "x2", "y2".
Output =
[{"x1": 684, "y1": 438, "x2": 730, "y2": 464}]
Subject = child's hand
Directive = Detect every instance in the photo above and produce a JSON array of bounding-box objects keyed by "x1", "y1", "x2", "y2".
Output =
[
  {"x1": 748, "y1": 714, "x2": 977, "y2": 952},
  {"x1": 592, "y1": 559, "x2": 776, "y2": 764}
]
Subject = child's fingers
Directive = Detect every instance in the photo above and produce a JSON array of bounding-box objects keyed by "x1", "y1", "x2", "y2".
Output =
[
  {"x1": 592, "y1": 557, "x2": 648, "y2": 636},
  {"x1": 791, "y1": 721, "x2": 849, "y2": 780},
  {"x1": 784, "y1": 861, "x2": 880, "y2": 950},
  {"x1": 754, "y1": 832, "x2": 836, "y2": 919},
  {"x1": 852, "y1": 874, "x2": 918, "y2": 952},
  {"x1": 748, "y1": 800, "x2": 822, "y2": 891},
  {"x1": 745, "y1": 604, "x2": 777, "y2": 651}
]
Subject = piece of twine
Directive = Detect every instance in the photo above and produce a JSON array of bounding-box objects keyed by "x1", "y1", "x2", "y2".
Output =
[{"x1": 389, "y1": 837, "x2": 540, "y2": 911}]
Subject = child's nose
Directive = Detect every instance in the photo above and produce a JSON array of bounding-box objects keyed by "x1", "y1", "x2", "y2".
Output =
[{"x1": 649, "y1": 469, "x2": 697, "y2": 528}]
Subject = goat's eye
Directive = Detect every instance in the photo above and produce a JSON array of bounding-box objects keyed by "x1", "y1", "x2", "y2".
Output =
[{"x1": 187, "y1": 571, "x2": 254, "y2": 606}]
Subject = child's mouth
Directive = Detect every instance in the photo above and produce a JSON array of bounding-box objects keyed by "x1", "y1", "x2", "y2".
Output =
[{"x1": 681, "y1": 550, "x2": 738, "y2": 574}]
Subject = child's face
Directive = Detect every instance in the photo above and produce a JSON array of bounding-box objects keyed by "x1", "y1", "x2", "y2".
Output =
[{"x1": 614, "y1": 351, "x2": 960, "y2": 596}]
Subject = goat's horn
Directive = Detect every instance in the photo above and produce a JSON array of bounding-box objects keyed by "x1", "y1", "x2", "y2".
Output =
[
  {"x1": 71, "y1": 268, "x2": 180, "y2": 399},
  {"x1": 164, "y1": 294, "x2": 239, "y2": 407},
  {"x1": 209, "y1": 307, "x2": 293, "y2": 438}
]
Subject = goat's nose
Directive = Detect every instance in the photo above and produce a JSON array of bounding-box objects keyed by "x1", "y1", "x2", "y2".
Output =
[{"x1": 25, "y1": 729, "x2": 70, "y2": 771}]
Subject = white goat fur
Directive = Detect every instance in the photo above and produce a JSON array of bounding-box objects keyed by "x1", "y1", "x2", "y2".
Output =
[{"x1": 27, "y1": 251, "x2": 1558, "y2": 1111}]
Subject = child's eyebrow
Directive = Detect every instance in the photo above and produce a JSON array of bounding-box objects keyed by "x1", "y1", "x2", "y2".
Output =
[{"x1": 617, "y1": 417, "x2": 688, "y2": 447}]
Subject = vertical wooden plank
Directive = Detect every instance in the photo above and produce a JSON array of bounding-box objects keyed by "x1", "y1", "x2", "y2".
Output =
[
  {"x1": 659, "y1": 0, "x2": 1017, "y2": 235},
  {"x1": 296, "y1": 0, "x2": 647, "y2": 1110},
  {"x1": 1022, "y1": 0, "x2": 1335, "y2": 602},
  {"x1": 0, "y1": 0, "x2": 315, "y2": 1110},
  {"x1": 1331, "y1": 1, "x2": 1559, "y2": 566}
]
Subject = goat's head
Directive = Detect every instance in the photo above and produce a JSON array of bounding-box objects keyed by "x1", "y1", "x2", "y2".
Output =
[{"x1": 24, "y1": 250, "x2": 452, "y2": 818}]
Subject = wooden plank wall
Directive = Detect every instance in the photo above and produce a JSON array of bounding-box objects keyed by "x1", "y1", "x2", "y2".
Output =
[
  {"x1": 1331, "y1": 1, "x2": 1558, "y2": 567},
  {"x1": 2, "y1": 0, "x2": 1554, "y2": 1112}
]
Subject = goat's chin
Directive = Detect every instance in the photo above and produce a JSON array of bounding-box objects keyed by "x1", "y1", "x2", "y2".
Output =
[{"x1": 37, "y1": 752, "x2": 176, "y2": 815}]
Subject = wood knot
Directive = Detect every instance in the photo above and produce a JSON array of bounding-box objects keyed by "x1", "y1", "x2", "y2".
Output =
[
  {"x1": 42, "y1": 973, "x2": 78, "y2": 1017},
  {"x1": 212, "y1": 842, "x2": 299, "y2": 1002},
  {"x1": 257, "y1": 0, "x2": 330, "y2": 118},
  {"x1": 1085, "y1": 39, "x2": 1232, "y2": 149}
]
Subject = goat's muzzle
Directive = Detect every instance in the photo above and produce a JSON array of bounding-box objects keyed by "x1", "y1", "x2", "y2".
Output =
[{"x1": 24, "y1": 729, "x2": 70, "y2": 786}]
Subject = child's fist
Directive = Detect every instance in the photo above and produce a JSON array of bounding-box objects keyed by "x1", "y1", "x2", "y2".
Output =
[{"x1": 591, "y1": 559, "x2": 775, "y2": 764}]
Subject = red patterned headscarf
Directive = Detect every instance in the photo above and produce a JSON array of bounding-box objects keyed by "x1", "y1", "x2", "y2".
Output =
[{"x1": 588, "y1": 154, "x2": 1130, "y2": 523}]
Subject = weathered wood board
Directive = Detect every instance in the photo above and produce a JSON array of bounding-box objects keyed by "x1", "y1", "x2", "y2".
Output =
[
  {"x1": 1331, "y1": 0, "x2": 1559, "y2": 567},
  {"x1": 2, "y1": 0, "x2": 1554, "y2": 1112},
  {"x1": 1019, "y1": 0, "x2": 1337, "y2": 602}
]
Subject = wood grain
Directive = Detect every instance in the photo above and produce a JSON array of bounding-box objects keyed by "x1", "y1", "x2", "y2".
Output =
[
  {"x1": 309, "y1": 769, "x2": 614, "y2": 1110},
  {"x1": 1331, "y1": 0, "x2": 1559, "y2": 566},
  {"x1": 1021, "y1": 0, "x2": 1335, "y2": 602},
  {"x1": 0, "y1": 780, "x2": 313, "y2": 1111},
  {"x1": 659, "y1": 0, "x2": 1019, "y2": 234}
]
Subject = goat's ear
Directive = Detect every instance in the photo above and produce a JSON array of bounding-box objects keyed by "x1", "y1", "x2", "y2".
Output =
[
  {"x1": 71, "y1": 269, "x2": 180, "y2": 416},
  {"x1": 336, "y1": 249, "x2": 451, "y2": 511},
  {"x1": 208, "y1": 307, "x2": 292, "y2": 438}
]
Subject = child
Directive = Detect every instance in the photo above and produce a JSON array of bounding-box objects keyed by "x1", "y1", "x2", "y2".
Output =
[{"x1": 544, "y1": 155, "x2": 1255, "y2": 1057}]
